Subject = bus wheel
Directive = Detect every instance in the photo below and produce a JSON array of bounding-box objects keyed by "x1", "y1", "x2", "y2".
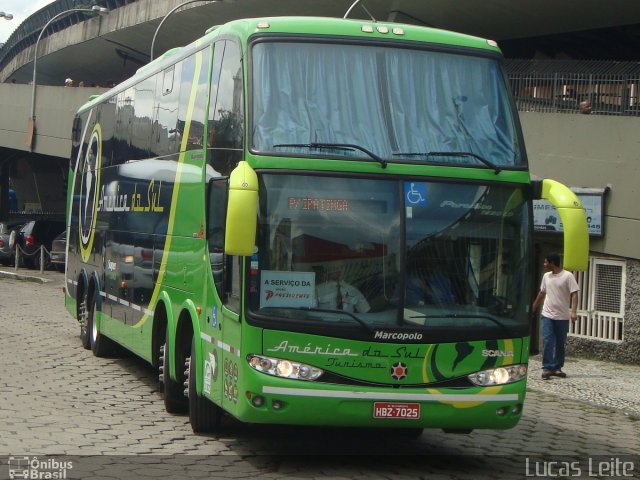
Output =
[
  {"x1": 78, "y1": 294, "x2": 91, "y2": 350},
  {"x1": 158, "y1": 343, "x2": 166, "y2": 394},
  {"x1": 187, "y1": 338, "x2": 221, "y2": 433},
  {"x1": 89, "y1": 297, "x2": 111, "y2": 357},
  {"x1": 161, "y1": 338, "x2": 188, "y2": 414}
]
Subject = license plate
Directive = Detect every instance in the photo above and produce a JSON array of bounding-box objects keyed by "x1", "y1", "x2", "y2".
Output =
[{"x1": 373, "y1": 402, "x2": 420, "y2": 419}]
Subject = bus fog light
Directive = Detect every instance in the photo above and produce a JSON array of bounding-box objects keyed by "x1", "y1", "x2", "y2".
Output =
[
  {"x1": 272, "y1": 400, "x2": 283, "y2": 410},
  {"x1": 468, "y1": 364, "x2": 528, "y2": 386},
  {"x1": 496, "y1": 407, "x2": 507, "y2": 416},
  {"x1": 512, "y1": 404, "x2": 522, "y2": 414},
  {"x1": 251, "y1": 395, "x2": 265, "y2": 407},
  {"x1": 247, "y1": 354, "x2": 323, "y2": 381}
]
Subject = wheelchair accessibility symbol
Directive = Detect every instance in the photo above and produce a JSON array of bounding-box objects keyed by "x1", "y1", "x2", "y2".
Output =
[{"x1": 404, "y1": 182, "x2": 427, "y2": 206}]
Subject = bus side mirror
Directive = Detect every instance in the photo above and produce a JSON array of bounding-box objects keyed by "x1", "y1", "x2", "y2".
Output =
[
  {"x1": 536, "y1": 179, "x2": 589, "y2": 271},
  {"x1": 225, "y1": 161, "x2": 258, "y2": 256}
]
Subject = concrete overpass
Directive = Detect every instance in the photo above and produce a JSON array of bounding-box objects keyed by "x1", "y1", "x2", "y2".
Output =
[
  {"x1": 0, "y1": 83, "x2": 106, "y2": 218},
  {"x1": 0, "y1": 83, "x2": 106, "y2": 157},
  {"x1": 3, "y1": 0, "x2": 640, "y2": 86}
]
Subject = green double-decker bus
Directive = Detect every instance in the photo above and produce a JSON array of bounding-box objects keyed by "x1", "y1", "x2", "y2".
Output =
[{"x1": 65, "y1": 16, "x2": 588, "y2": 434}]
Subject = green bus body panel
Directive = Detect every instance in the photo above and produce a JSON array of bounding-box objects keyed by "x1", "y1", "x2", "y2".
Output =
[
  {"x1": 196, "y1": 328, "x2": 525, "y2": 429},
  {"x1": 214, "y1": 17, "x2": 501, "y2": 54},
  {"x1": 100, "y1": 310, "x2": 150, "y2": 359},
  {"x1": 235, "y1": 377, "x2": 524, "y2": 429},
  {"x1": 261, "y1": 331, "x2": 522, "y2": 383},
  {"x1": 65, "y1": 292, "x2": 75, "y2": 319}
]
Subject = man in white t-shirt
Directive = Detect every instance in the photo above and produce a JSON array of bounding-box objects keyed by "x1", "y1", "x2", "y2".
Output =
[{"x1": 532, "y1": 253, "x2": 579, "y2": 380}]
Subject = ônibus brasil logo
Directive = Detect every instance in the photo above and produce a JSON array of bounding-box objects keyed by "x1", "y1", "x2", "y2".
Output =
[{"x1": 79, "y1": 124, "x2": 102, "y2": 262}]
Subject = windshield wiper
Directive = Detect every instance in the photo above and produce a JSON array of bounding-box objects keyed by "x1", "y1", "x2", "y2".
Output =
[
  {"x1": 392, "y1": 151, "x2": 501, "y2": 174},
  {"x1": 273, "y1": 142, "x2": 387, "y2": 169},
  {"x1": 298, "y1": 307, "x2": 373, "y2": 333},
  {"x1": 417, "y1": 313, "x2": 509, "y2": 332}
]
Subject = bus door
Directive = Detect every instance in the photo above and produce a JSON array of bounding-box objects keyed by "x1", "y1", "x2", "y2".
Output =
[{"x1": 220, "y1": 255, "x2": 242, "y2": 412}]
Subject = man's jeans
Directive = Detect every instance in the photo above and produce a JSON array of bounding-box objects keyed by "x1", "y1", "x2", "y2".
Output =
[{"x1": 541, "y1": 316, "x2": 570, "y2": 371}]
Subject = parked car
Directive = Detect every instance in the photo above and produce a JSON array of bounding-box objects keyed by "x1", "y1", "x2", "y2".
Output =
[
  {"x1": 0, "y1": 220, "x2": 25, "y2": 266},
  {"x1": 50, "y1": 231, "x2": 67, "y2": 272},
  {"x1": 13, "y1": 219, "x2": 65, "y2": 270}
]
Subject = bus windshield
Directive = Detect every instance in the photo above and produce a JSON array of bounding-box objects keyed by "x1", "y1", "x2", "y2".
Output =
[
  {"x1": 251, "y1": 40, "x2": 524, "y2": 168},
  {"x1": 248, "y1": 174, "x2": 532, "y2": 340}
]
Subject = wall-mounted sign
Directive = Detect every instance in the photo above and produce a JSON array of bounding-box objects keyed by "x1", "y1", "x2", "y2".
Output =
[{"x1": 533, "y1": 187, "x2": 608, "y2": 237}]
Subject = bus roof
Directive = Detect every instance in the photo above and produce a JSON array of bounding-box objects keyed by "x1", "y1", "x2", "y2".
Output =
[
  {"x1": 77, "y1": 16, "x2": 500, "y2": 113},
  {"x1": 212, "y1": 16, "x2": 500, "y2": 53}
]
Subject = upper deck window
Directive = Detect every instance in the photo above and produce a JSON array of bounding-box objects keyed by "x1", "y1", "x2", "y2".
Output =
[{"x1": 251, "y1": 41, "x2": 524, "y2": 168}]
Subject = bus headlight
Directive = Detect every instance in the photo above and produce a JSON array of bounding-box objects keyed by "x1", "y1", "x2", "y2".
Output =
[
  {"x1": 468, "y1": 364, "x2": 527, "y2": 386},
  {"x1": 247, "y1": 354, "x2": 323, "y2": 381}
]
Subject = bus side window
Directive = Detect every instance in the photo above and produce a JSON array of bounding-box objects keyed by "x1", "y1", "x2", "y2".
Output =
[
  {"x1": 207, "y1": 39, "x2": 244, "y2": 177},
  {"x1": 132, "y1": 75, "x2": 155, "y2": 159},
  {"x1": 70, "y1": 115, "x2": 84, "y2": 171},
  {"x1": 99, "y1": 98, "x2": 117, "y2": 168},
  {"x1": 72, "y1": 116, "x2": 82, "y2": 144},
  {"x1": 207, "y1": 178, "x2": 229, "y2": 303},
  {"x1": 113, "y1": 88, "x2": 134, "y2": 165},
  {"x1": 153, "y1": 63, "x2": 181, "y2": 158},
  {"x1": 162, "y1": 65, "x2": 174, "y2": 95}
]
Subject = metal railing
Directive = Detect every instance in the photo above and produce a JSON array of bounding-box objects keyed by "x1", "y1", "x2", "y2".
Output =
[
  {"x1": 506, "y1": 60, "x2": 640, "y2": 117},
  {"x1": 13, "y1": 243, "x2": 54, "y2": 274},
  {"x1": 572, "y1": 258, "x2": 626, "y2": 343}
]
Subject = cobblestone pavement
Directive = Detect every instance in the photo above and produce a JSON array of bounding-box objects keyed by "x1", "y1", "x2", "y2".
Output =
[
  {"x1": 527, "y1": 355, "x2": 640, "y2": 417},
  {"x1": 0, "y1": 270, "x2": 639, "y2": 479}
]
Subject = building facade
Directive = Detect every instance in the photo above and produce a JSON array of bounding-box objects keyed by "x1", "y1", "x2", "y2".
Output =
[{"x1": 517, "y1": 109, "x2": 640, "y2": 365}]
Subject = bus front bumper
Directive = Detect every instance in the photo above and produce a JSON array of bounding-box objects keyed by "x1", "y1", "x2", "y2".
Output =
[{"x1": 235, "y1": 380, "x2": 527, "y2": 430}]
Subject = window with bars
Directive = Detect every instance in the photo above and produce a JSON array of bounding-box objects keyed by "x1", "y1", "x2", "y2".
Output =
[{"x1": 572, "y1": 257, "x2": 626, "y2": 342}]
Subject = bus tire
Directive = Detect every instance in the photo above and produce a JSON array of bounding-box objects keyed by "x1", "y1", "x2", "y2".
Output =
[
  {"x1": 89, "y1": 297, "x2": 111, "y2": 357},
  {"x1": 188, "y1": 338, "x2": 221, "y2": 433},
  {"x1": 162, "y1": 338, "x2": 188, "y2": 414},
  {"x1": 78, "y1": 294, "x2": 91, "y2": 350}
]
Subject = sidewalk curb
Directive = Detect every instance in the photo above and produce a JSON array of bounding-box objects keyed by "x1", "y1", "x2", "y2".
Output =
[{"x1": 0, "y1": 269, "x2": 51, "y2": 284}]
